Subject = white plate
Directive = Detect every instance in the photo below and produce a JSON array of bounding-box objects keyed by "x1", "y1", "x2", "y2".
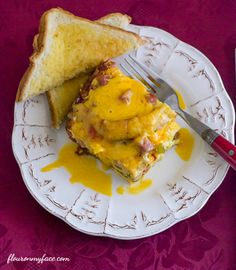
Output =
[{"x1": 12, "y1": 25, "x2": 235, "y2": 239}]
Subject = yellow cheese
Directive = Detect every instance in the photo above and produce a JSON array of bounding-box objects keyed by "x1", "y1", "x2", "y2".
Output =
[
  {"x1": 101, "y1": 141, "x2": 139, "y2": 160},
  {"x1": 85, "y1": 75, "x2": 154, "y2": 121}
]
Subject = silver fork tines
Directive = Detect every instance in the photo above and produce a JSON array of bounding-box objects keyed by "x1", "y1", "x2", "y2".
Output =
[
  {"x1": 120, "y1": 57, "x2": 160, "y2": 94},
  {"x1": 120, "y1": 63, "x2": 139, "y2": 82},
  {"x1": 128, "y1": 55, "x2": 165, "y2": 86}
]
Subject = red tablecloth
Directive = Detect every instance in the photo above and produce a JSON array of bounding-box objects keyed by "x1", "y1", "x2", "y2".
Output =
[{"x1": 1, "y1": 0, "x2": 236, "y2": 269}]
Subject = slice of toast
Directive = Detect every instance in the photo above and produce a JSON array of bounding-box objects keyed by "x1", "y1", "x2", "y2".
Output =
[
  {"x1": 16, "y1": 8, "x2": 144, "y2": 101},
  {"x1": 32, "y1": 13, "x2": 131, "y2": 52},
  {"x1": 44, "y1": 13, "x2": 132, "y2": 128},
  {"x1": 47, "y1": 74, "x2": 88, "y2": 128}
]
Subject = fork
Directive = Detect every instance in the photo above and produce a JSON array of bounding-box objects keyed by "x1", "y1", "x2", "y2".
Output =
[{"x1": 120, "y1": 55, "x2": 236, "y2": 170}]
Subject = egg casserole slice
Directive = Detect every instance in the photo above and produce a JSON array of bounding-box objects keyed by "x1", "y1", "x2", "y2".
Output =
[{"x1": 67, "y1": 61, "x2": 180, "y2": 182}]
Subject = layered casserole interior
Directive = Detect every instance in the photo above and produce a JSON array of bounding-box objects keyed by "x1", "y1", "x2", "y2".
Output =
[{"x1": 67, "y1": 60, "x2": 180, "y2": 182}]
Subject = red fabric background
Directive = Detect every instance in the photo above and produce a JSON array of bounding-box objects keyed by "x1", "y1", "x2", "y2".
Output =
[{"x1": 1, "y1": 0, "x2": 236, "y2": 269}]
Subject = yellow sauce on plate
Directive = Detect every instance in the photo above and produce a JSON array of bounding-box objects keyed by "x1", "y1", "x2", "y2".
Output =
[
  {"x1": 41, "y1": 143, "x2": 112, "y2": 196},
  {"x1": 116, "y1": 179, "x2": 153, "y2": 195},
  {"x1": 175, "y1": 128, "x2": 194, "y2": 161},
  {"x1": 175, "y1": 89, "x2": 186, "y2": 110}
]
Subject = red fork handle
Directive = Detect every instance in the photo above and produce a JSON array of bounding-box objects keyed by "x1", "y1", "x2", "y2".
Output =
[
  {"x1": 211, "y1": 135, "x2": 236, "y2": 170},
  {"x1": 178, "y1": 110, "x2": 236, "y2": 171}
]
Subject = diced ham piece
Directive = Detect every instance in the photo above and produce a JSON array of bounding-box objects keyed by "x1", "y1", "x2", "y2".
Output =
[
  {"x1": 97, "y1": 74, "x2": 111, "y2": 86},
  {"x1": 139, "y1": 137, "x2": 154, "y2": 153},
  {"x1": 146, "y1": 93, "x2": 157, "y2": 103},
  {"x1": 75, "y1": 96, "x2": 83, "y2": 104},
  {"x1": 119, "y1": 89, "x2": 133, "y2": 104},
  {"x1": 88, "y1": 126, "x2": 97, "y2": 139},
  {"x1": 98, "y1": 60, "x2": 116, "y2": 71}
]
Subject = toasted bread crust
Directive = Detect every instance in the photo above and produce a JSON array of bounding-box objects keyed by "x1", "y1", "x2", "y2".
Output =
[
  {"x1": 16, "y1": 9, "x2": 49, "y2": 101},
  {"x1": 16, "y1": 65, "x2": 34, "y2": 101},
  {"x1": 99, "y1": 12, "x2": 131, "y2": 21},
  {"x1": 32, "y1": 34, "x2": 39, "y2": 51},
  {"x1": 16, "y1": 8, "x2": 144, "y2": 102},
  {"x1": 46, "y1": 91, "x2": 58, "y2": 128},
  {"x1": 98, "y1": 13, "x2": 132, "y2": 25}
]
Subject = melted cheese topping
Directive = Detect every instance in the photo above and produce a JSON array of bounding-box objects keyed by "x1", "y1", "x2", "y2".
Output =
[
  {"x1": 85, "y1": 76, "x2": 154, "y2": 121},
  {"x1": 41, "y1": 143, "x2": 112, "y2": 196},
  {"x1": 101, "y1": 141, "x2": 139, "y2": 160}
]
